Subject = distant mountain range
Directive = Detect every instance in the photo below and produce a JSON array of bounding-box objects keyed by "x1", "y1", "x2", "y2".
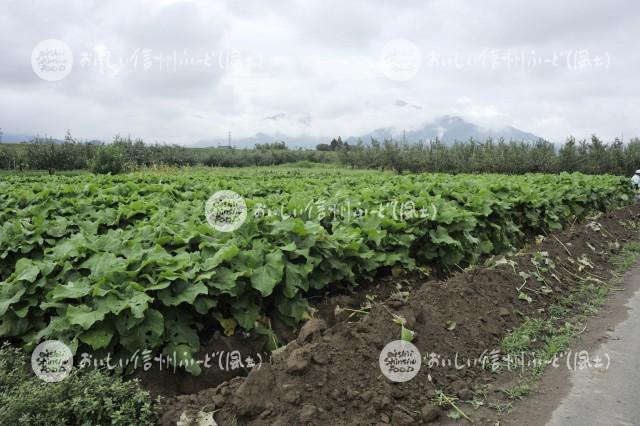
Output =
[
  {"x1": 190, "y1": 132, "x2": 328, "y2": 149},
  {"x1": 0, "y1": 134, "x2": 103, "y2": 144},
  {"x1": 345, "y1": 115, "x2": 541, "y2": 145},
  {"x1": 194, "y1": 115, "x2": 542, "y2": 148},
  {"x1": 0, "y1": 132, "x2": 35, "y2": 143},
  {"x1": 1, "y1": 115, "x2": 542, "y2": 148}
]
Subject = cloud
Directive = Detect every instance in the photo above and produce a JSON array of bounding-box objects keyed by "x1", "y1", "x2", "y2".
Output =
[
  {"x1": 395, "y1": 99, "x2": 422, "y2": 109},
  {"x1": 264, "y1": 113, "x2": 287, "y2": 121},
  {"x1": 0, "y1": 0, "x2": 638, "y2": 143}
]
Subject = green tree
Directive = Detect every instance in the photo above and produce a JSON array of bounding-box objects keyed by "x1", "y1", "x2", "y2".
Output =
[{"x1": 90, "y1": 144, "x2": 126, "y2": 174}]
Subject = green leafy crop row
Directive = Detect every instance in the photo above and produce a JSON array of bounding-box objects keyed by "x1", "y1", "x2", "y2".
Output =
[{"x1": 0, "y1": 170, "x2": 632, "y2": 374}]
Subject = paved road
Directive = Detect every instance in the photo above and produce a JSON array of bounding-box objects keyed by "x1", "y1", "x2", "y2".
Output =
[
  {"x1": 547, "y1": 268, "x2": 640, "y2": 426},
  {"x1": 508, "y1": 265, "x2": 640, "y2": 426}
]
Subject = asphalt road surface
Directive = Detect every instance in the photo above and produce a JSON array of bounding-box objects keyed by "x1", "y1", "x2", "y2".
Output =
[{"x1": 508, "y1": 265, "x2": 640, "y2": 426}]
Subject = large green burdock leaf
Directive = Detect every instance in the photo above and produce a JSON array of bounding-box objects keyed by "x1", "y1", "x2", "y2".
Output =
[
  {"x1": 231, "y1": 298, "x2": 260, "y2": 329},
  {"x1": 51, "y1": 235, "x2": 85, "y2": 260},
  {"x1": 49, "y1": 280, "x2": 92, "y2": 301},
  {"x1": 440, "y1": 248, "x2": 465, "y2": 266},
  {"x1": 127, "y1": 291, "x2": 154, "y2": 318},
  {"x1": 192, "y1": 296, "x2": 217, "y2": 315},
  {"x1": 67, "y1": 305, "x2": 105, "y2": 330},
  {"x1": 78, "y1": 220, "x2": 99, "y2": 235},
  {"x1": 209, "y1": 267, "x2": 245, "y2": 294},
  {"x1": 95, "y1": 294, "x2": 134, "y2": 316},
  {"x1": 80, "y1": 252, "x2": 128, "y2": 277},
  {"x1": 118, "y1": 308, "x2": 164, "y2": 351},
  {"x1": 276, "y1": 294, "x2": 309, "y2": 322},
  {"x1": 283, "y1": 261, "x2": 312, "y2": 298},
  {"x1": 158, "y1": 281, "x2": 208, "y2": 306},
  {"x1": 0, "y1": 283, "x2": 26, "y2": 316},
  {"x1": 201, "y1": 244, "x2": 239, "y2": 270},
  {"x1": 12, "y1": 258, "x2": 40, "y2": 283},
  {"x1": 251, "y1": 250, "x2": 284, "y2": 296},
  {"x1": 79, "y1": 322, "x2": 114, "y2": 349},
  {"x1": 0, "y1": 311, "x2": 29, "y2": 336},
  {"x1": 429, "y1": 226, "x2": 462, "y2": 247}
]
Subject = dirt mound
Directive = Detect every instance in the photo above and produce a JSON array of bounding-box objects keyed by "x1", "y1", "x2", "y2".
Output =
[{"x1": 159, "y1": 205, "x2": 640, "y2": 425}]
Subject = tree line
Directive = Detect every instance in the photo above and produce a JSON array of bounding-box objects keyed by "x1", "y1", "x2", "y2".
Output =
[
  {"x1": 336, "y1": 136, "x2": 640, "y2": 175},
  {"x1": 1, "y1": 133, "x2": 639, "y2": 176},
  {"x1": 0, "y1": 134, "x2": 201, "y2": 174},
  {"x1": 201, "y1": 148, "x2": 334, "y2": 167},
  {"x1": 0, "y1": 134, "x2": 336, "y2": 173}
]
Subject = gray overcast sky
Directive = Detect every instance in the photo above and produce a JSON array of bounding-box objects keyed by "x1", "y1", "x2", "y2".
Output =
[{"x1": 1, "y1": 0, "x2": 639, "y2": 144}]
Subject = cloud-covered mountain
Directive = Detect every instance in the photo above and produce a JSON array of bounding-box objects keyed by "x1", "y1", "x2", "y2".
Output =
[
  {"x1": 191, "y1": 115, "x2": 541, "y2": 148},
  {"x1": 346, "y1": 115, "x2": 541, "y2": 145}
]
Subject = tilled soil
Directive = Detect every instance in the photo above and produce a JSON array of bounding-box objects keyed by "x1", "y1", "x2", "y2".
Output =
[{"x1": 158, "y1": 204, "x2": 640, "y2": 425}]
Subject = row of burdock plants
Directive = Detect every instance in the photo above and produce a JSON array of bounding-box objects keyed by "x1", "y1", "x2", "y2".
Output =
[{"x1": 0, "y1": 170, "x2": 632, "y2": 374}]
